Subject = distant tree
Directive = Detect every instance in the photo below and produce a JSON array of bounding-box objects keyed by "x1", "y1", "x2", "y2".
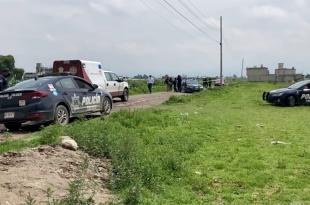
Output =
[
  {"x1": 133, "y1": 74, "x2": 148, "y2": 79},
  {"x1": 0, "y1": 55, "x2": 24, "y2": 85},
  {"x1": 305, "y1": 74, "x2": 310, "y2": 79},
  {"x1": 0, "y1": 55, "x2": 15, "y2": 72},
  {"x1": 12, "y1": 68, "x2": 24, "y2": 80}
]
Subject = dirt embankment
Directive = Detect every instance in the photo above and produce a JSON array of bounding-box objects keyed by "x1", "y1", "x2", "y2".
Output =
[{"x1": 0, "y1": 146, "x2": 114, "y2": 204}]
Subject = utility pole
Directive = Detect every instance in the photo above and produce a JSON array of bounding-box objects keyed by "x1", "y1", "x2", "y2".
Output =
[
  {"x1": 241, "y1": 57, "x2": 244, "y2": 78},
  {"x1": 220, "y1": 16, "x2": 223, "y2": 85}
]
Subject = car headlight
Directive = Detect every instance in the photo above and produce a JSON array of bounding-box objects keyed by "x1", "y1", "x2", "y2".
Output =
[{"x1": 272, "y1": 92, "x2": 283, "y2": 97}]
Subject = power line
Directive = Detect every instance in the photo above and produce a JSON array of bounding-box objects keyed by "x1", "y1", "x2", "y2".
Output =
[
  {"x1": 177, "y1": 0, "x2": 216, "y2": 32},
  {"x1": 138, "y1": 0, "x2": 196, "y2": 38},
  {"x1": 161, "y1": 0, "x2": 219, "y2": 43}
]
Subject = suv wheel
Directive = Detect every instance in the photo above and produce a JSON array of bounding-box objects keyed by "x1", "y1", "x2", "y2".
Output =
[
  {"x1": 121, "y1": 88, "x2": 129, "y2": 102},
  {"x1": 54, "y1": 105, "x2": 69, "y2": 125}
]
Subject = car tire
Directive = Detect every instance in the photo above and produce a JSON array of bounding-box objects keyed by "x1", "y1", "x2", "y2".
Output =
[
  {"x1": 4, "y1": 122, "x2": 22, "y2": 131},
  {"x1": 121, "y1": 88, "x2": 129, "y2": 102},
  {"x1": 287, "y1": 96, "x2": 296, "y2": 107},
  {"x1": 101, "y1": 96, "x2": 112, "y2": 116},
  {"x1": 54, "y1": 105, "x2": 69, "y2": 126}
]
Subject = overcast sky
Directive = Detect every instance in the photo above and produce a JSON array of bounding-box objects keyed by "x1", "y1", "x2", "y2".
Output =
[{"x1": 1, "y1": 0, "x2": 310, "y2": 77}]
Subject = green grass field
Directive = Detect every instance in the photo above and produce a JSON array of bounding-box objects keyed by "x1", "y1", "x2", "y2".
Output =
[{"x1": 1, "y1": 82, "x2": 310, "y2": 204}]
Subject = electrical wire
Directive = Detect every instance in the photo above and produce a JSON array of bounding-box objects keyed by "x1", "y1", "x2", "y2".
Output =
[
  {"x1": 177, "y1": 0, "x2": 217, "y2": 32},
  {"x1": 138, "y1": 0, "x2": 196, "y2": 38},
  {"x1": 161, "y1": 0, "x2": 219, "y2": 43}
]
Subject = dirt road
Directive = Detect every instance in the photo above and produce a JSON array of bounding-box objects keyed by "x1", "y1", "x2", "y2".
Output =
[{"x1": 0, "y1": 92, "x2": 185, "y2": 142}]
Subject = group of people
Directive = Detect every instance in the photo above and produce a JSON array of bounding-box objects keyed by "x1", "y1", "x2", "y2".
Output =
[
  {"x1": 164, "y1": 75, "x2": 183, "y2": 92},
  {"x1": 146, "y1": 74, "x2": 183, "y2": 94}
]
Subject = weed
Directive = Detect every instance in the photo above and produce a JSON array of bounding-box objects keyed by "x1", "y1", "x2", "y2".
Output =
[
  {"x1": 165, "y1": 95, "x2": 190, "y2": 104},
  {"x1": 25, "y1": 193, "x2": 36, "y2": 205}
]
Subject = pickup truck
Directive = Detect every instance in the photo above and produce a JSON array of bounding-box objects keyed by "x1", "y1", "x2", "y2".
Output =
[{"x1": 53, "y1": 60, "x2": 129, "y2": 101}]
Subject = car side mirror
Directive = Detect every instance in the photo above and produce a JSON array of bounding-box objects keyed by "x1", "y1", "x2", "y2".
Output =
[
  {"x1": 90, "y1": 84, "x2": 98, "y2": 91},
  {"x1": 117, "y1": 78, "x2": 124, "y2": 82}
]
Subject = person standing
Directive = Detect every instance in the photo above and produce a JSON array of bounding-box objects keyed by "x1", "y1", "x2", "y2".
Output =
[
  {"x1": 177, "y1": 75, "x2": 182, "y2": 92},
  {"x1": 164, "y1": 75, "x2": 170, "y2": 92},
  {"x1": 0, "y1": 70, "x2": 9, "y2": 91},
  {"x1": 147, "y1": 75, "x2": 155, "y2": 94}
]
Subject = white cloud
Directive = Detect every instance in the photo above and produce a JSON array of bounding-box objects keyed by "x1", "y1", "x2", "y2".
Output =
[
  {"x1": 89, "y1": 2, "x2": 110, "y2": 15},
  {"x1": 115, "y1": 41, "x2": 158, "y2": 56},
  {"x1": 251, "y1": 5, "x2": 288, "y2": 19},
  {"x1": 45, "y1": 33, "x2": 56, "y2": 42},
  {"x1": 294, "y1": 0, "x2": 308, "y2": 8},
  {"x1": 204, "y1": 17, "x2": 220, "y2": 30}
]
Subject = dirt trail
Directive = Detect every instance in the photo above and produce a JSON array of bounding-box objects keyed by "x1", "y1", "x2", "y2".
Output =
[{"x1": 112, "y1": 91, "x2": 185, "y2": 112}]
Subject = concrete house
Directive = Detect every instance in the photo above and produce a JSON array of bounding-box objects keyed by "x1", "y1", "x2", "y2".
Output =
[{"x1": 247, "y1": 63, "x2": 304, "y2": 82}]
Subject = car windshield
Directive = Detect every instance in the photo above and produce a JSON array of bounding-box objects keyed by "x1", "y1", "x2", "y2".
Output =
[
  {"x1": 288, "y1": 81, "x2": 310, "y2": 89},
  {"x1": 12, "y1": 78, "x2": 53, "y2": 89},
  {"x1": 186, "y1": 79, "x2": 198, "y2": 84}
]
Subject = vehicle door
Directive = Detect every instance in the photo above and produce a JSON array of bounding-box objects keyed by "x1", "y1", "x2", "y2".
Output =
[
  {"x1": 104, "y1": 72, "x2": 118, "y2": 97},
  {"x1": 55, "y1": 78, "x2": 83, "y2": 114},
  {"x1": 109, "y1": 72, "x2": 122, "y2": 96},
  {"x1": 299, "y1": 83, "x2": 310, "y2": 105},
  {"x1": 73, "y1": 78, "x2": 102, "y2": 112}
]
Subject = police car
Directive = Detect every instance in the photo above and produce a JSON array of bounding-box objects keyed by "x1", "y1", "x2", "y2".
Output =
[
  {"x1": 0, "y1": 75, "x2": 113, "y2": 131},
  {"x1": 263, "y1": 80, "x2": 310, "y2": 106}
]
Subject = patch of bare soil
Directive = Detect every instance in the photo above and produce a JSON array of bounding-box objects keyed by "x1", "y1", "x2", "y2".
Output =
[{"x1": 0, "y1": 146, "x2": 114, "y2": 205}]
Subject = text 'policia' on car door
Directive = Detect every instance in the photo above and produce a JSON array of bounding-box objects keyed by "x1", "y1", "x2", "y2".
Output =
[
  {"x1": 74, "y1": 78, "x2": 102, "y2": 112},
  {"x1": 55, "y1": 78, "x2": 101, "y2": 114}
]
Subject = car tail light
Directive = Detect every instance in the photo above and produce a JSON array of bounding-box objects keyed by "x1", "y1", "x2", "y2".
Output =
[{"x1": 22, "y1": 91, "x2": 49, "y2": 100}]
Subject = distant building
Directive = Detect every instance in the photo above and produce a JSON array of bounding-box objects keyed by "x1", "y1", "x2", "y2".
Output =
[
  {"x1": 36, "y1": 63, "x2": 53, "y2": 76},
  {"x1": 246, "y1": 65, "x2": 269, "y2": 82},
  {"x1": 247, "y1": 63, "x2": 304, "y2": 82}
]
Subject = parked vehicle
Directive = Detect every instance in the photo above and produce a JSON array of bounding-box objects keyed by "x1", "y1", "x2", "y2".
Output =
[
  {"x1": 22, "y1": 72, "x2": 37, "y2": 80},
  {"x1": 53, "y1": 60, "x2": 129, "y2": 101},
  {"x1": 182, "y1": 79, "x2": 203, "y2": 93},
  {"x1": 0, "y1": 75, "x2": 112, "y2": 131},
  {"x1": 214, "y1": 77, "x2": 225, "y2": 86},
  {"x1": 263, "y1": 80, "x2": 310, "y2": 106}
]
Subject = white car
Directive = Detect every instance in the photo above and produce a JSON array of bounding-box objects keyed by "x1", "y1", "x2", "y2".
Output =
[{"x1": 53, "y1": 60, "x2": 129, "y2": 101}]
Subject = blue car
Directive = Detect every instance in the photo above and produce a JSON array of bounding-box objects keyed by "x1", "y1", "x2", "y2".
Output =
[
  {"x1": 0, "y1": 75, "x2": 112, "y2": 131},
  {"x1": 182, "y1": 79, "x2": 203, "y2": 93}
]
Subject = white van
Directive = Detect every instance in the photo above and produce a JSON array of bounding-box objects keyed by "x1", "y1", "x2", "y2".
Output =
[{"x1": 53, "y1": 60, "x2": 129, "y2": 101}]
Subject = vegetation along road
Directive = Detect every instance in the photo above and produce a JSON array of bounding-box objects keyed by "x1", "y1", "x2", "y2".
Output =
[
  {"x1": 0, "y1": 92, "x2": 185, "y2": 142},
  {"x1": 1, "y1": 82, "x2": 309, "y2": 204}
]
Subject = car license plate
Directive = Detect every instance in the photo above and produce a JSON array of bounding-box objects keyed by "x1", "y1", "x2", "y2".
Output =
[
  {"x1": 4, "y1": 112, "x2": 15, "y2": 119},
  {"x1": 19, "y1": 100, "x2": 26, "y2": 106}
]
